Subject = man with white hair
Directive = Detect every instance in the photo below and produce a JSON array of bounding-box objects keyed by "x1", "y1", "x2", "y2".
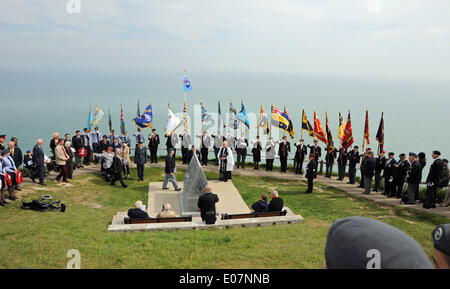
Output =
[
  {"x1": 197, "y1": 184, "x2": 219, "y2": 222},
  {"x1": 127, "y1": 200, "x2": 149, "y2": 219},
  {"x1": 31, "y1": 138, "x2": 46, "y2": 186},
  {"x1": 156, "y1": 203, "x2": 177, "y2": 218},
  {"x1": 268, "y1": 190, "x2": 284, "y2": 212}
]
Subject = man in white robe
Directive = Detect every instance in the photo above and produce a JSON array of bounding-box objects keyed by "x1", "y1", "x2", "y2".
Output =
[{"x1": 217, "y1": 141, "x2": 234, "y2": 182}]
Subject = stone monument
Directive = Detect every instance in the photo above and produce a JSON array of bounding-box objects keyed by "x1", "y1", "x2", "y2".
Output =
[{"x1": 179, "y1": 154, "x2": 209, "y2": 216}]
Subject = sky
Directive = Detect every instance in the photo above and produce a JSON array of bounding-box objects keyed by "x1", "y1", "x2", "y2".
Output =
[{"x1": 1, "y1": 0, "x2": 450, "y2": 80}]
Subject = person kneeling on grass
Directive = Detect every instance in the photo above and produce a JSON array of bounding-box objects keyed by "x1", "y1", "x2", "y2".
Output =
[
  {"x1": 324, "y1": 216, "x2": 432, "y2": 269},
  {"x1": 127, "y1": 200, "x2": 149, "y2": 219},
  {"x1": 156, "y1": 203, "x2": 177, "y2": 218},
  {"x1": 251, "y1": 192, "x2": 269, "y2": 213}
]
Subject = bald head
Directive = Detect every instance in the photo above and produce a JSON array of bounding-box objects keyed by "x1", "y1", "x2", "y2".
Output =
[
  {"x1": 163, "y1": 203, "x2": 172, "y2": 211},
  {"x1": 7, "y1": 141, "x2": 14, "y2": 149},
  {"x1": 205, "y1": 184, "x2": 212, "y2": 192},
  {"x1": 37, "y1": 139, "x2": 43, "y2": 146}
]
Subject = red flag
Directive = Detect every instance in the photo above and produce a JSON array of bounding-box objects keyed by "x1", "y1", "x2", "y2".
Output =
[
  {"x1": 314, "y1": 110, "x2": 327, "y2": 144},
  {"x1": 363, "y1": 108, "x2": 370, "y2": 149},
  {"x1": 342, "y1": 111, "x2": 354, "y2": 150}
]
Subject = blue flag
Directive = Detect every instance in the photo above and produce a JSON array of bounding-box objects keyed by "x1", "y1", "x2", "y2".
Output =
[
  {"x1": 182, "y1": 76, "x2": 192, "y2": 92},
  {"x1": 236, "y1": 102, "x2": 250, "y2": 128},
  {"x1": 87, "y1": 105, "x2": 93, "y2": 130},
  {"x1": 201, "y1": 103, "x2": 212, "y2": 122},
  {"x1": 133, "y1": 104, "x2": 153, "y2": 129}
]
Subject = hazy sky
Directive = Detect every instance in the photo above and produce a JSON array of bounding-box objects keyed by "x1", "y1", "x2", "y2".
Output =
[{"x1": 1, "y1": 0, "x2": 449, "y2": 80}]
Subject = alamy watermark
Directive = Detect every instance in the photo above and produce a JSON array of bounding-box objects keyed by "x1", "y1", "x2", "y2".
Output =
[{"x1": 66, "y1": 249, "x2": 81, "y2": 269}]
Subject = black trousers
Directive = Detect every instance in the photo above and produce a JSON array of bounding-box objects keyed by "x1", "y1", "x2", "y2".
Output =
[
  {"x1": 325, "y1": 161, "x2": 333, "y2": 177},
  {"x1": 149, "y1": 147, "x2": 158, "y2": 163},
  {"x1": 338, "y1": 163, "x2": 346, "y2": 180},
  {"x1": 280, "y1": 156, "x2": 288, "y2": 172},
  {"x1": 83, "y1": 146, "x2": 91, "y2": 165},
  {"x1": 33, "y1": 164, "x2": 46, "y2": 184},
  {"x1": 236, "y1": 149, "x2": 246, "y2": 168},
  {"x1": 266, "y1": 159, "x2": 274, "y2": 171},
  {"x1": 92, "y1": 143, "x2": 100, "y2": 163},
  {"x1": 201, "y1": 148, "x2": 208, "y2": 165},
  {"x1": 109, "y1": 169, "x2": 126, "y2": 187},
  {"x1": 358, "y1": 169, "x2": 365, "y2": 187},
  {"x1": 385, "y1": 178, "x2": 395, "y2": 196},
  {"x1": 295, "y1": 157, "x2": 304, "y2": 174},
  {"x1": 307, "y1": 177, "x2": 314, "y2": 193},
  {"x1": 214, "y1": 147, "x2": 220, "y2": 165},
  {"x1": 122, "y1": 164, "x2": 130, "y2": 176},
  {"x1": 395, "y1": 179, "x2": 405, "y2": 198},
  {"x1": 136, "y1": 164, "x2": 144, "y2": 180},
  {"x1": 181, "y1": 147, "x2": 189, "y2": 164},
  {"x1": 348, "y1": 166, "x2": 356, "y2": 183},
  {"x1": 424, "y1": 185, "x2": 438, "y2": 208},
  {"x1": 67, "y1": 160, "x2": 73, "y2": 179}
]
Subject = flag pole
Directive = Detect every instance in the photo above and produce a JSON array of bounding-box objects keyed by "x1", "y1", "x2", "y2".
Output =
[{"x1": 301, "y1": 108, "x2": 304, "y2": 140}]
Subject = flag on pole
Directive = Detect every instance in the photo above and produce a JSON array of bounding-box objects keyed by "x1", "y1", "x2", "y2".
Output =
[
  {"x1": 120, "y1": 104, "x2": 126, "y2": 135},
  {"x1": 313, "y1": 110, "x2": 327, "y2": 144},
  {"x1": 137, "y1": 101, "x2": 140, "y2": 117},
  {"x1": 182, "y1": 75, "x2": 192, "y2": 92},
  {"x1": 133, "y1": 103, "x2": 153, "y2": 129},
  {"x1": 165, "y1": 105, "x2": 181, "y2": 136},
  {"x1": 201, "y1": 102, "x2": 212, "y2": 122},
  {"x1": 301, "y1": 109, "x2": 314, "y2": 138},
  {"x1": 325, "y1": 112, "x2": 335, "y2": 153},
  {"x1": 375, "y1": 112, "x2": 384, "y2": 154},
  {"x1": 258, "y1": 105, "x2": 269, "y2": 135},
  {"x1": 229, "y1": 101, "x2": 238, "y2": 130},
  {"x1": 271, "y1": 105, "x2": 290, "y2": 133},
  {"x1": 217, "y1": 101, "x2": 223, "y2": 135},
  {"x1": 338, "y1": 112, "x2": 345, "y2": 142},
  {"x1": 183, "y1": 100, "x2": 188, "y2": 134},
  {"x1": 108, "y1": 106, "x2": 112, "y2": 133},
  {"x1": 92, "y1": 105, "x2": 105, "y2": 127},
  {"x1": 284, "y1": 106, "x2": 295, "y2": 139},
  {"x1": 342, "y1": 111, "x2": 354, "y2": 150},
  {"x1": 363, "y1": 108, "x2": 370, "y2": 149},
  {"x1": 236, "y1": 102, "x2": 250, "y2": 129},
  {"x1": 87, "y1": 105, "x2": 93, "y2": 131}
]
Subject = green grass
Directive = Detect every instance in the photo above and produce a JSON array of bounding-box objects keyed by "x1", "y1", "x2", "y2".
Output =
[{"x1": 0, "y1": 166, "x2": 447, "y2": 269}]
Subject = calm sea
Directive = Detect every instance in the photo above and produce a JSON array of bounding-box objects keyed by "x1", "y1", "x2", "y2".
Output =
[{"x1": 1, "y1": 69, "x2": 449, "y2": 170}]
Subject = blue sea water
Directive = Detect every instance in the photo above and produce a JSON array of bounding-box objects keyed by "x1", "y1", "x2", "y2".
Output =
[{"x1": 0, "y1": 69, "x2": 449, "y2": 170}]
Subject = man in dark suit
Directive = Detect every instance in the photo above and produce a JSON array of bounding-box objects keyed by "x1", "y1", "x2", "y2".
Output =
[
  {"x1": 127, "y1": 200, "x2": 149, "y2": 219},
  {"x1": 393, "y1": 153, "x2": 410, "y2": 198},
  {"x1": 347, "y1": 146, "x2": 360, "y2": 184},
  {"x1": 72, "y1": 130, "x2": 83, "y2": 168},
  {"x1": 305, "y1": 154, "x2": 317, "y2": 193},
  {"x1": 162, "y1": 148, "x2": 181, "y2": 191},
  {"x1": 384, "y1": 152, "x2": 397, "y2": 197},
  {"x1": 134, "y1": 142, "x2": 147, "y2": 181},
  {"x1": 110, "y1": 148, "x2": 127, "y2": 188},
  {"x1": 187, "y1": 145, "x2": 201, "y2": 163},
  {"x1": 374, "y1": 150, "x2": 387, "y2": 192},
  {"x1": 363, "y1": 151, "x2": 376, "y2": 195},
  {"x1": 9, "y1": 138, "x2": 23, "y2": 191},
  {"x1": 31, "y1": 139, "x2": 46, "y2": 186},
  {"x1": 278, "y1": 136, "x2": 291, "y2": 173},
  {"x1": 197, "y1": 184, "x2": 219, "y2": 221},
  {"x1": 325, "y1": 146, "x2": 337, "y2": 178},
  {"x1": 294, "y1": 139, "x2": 308, "y2": 174},
  {"x1": 148, "y1": 129, "x2": 160, "y2": 163},
  {"x1": 424, "y1": 151, "x2": 444, "y2": 209},
  {"x1": 308, "y1": 140, "x2": 322, "y2": 171},
  {"x1": 337, "y1": 146, "x2": 348, "y2": 181},
  {"x1": 268, "y1": 191, "x2": 284, "y2": 212},
  {"x1": 405, "y1": 153, "x2": 422, "y2": 204}
]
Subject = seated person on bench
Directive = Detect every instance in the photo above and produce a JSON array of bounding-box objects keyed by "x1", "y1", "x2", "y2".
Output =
[
  {"x1": 127, "y1": 200, "x2": 149, "y2": 219},
  {"x1": 197, "y1": 184, "x2": 219, "y2": 221},
  {"x1": 251, "y1": 193, "x2": 269, "y2": 213},
  {"x1": 268, "y1": 190, "x2": 284, "y2": 212},
  {"x1": 156, "y1": 203, "x2": 177, "y2": 218}
]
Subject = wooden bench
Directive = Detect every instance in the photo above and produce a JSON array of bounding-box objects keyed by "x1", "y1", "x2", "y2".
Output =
[
  {"x1": 124, "y1": 216, "x2": 192, "y2": 224},
  {"x1": 221, "y1": 210, "x2": 287, "y2": 220}
]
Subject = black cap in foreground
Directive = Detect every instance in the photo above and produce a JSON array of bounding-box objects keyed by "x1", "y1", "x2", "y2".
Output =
[
  {"x1": 325, "y1": 216, "x2": 433, "y2": 269},
  {"x1": 433, "y1": 224, "x2": 450, "y2": 256}
]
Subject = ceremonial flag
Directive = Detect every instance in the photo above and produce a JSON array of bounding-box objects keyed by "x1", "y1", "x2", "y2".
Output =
[
  {"x1": 182, "y1": 75, "x2": 192, "y2": 92},
  {"x1": 87, "y1": 105, "x2": 93, "y2": 131},
  {"x1": 236, "y1": 102, "x2": 250, "y2": 129},
  {"x1": 284, "y1": 107, "x2": 295, "y2": 139},
  {"x1": 108, "y1": 106, "x2": 112, "y2": 133},
  {"x1": 301, "y1": 109, "x2": 314, "y2": 138},
  {"x1": 258, "y1": 105, "x2": 269, "y2": 135},
  {"x1": 137, "y1": 100, "x2": 140, "y2": 117},
  {"x1": 271, "y1": 105, "x2": 290, "y2": 133},
  {"x1": 201, "y1": 102, "x2": 212, "y2": 122},
  {"x1": 133, "y1": 103, "x2": 153, "y2": 129},
  {"x1": 363, "y1": 108, "x2": 370, "y2": 149},
  {"x1": 376, "y1": 112, "x2": 384, "y2": 154},
  {"x1": 165, "y1": 106, "x2": 181, "y2": 136},
  {"x1": 313, "y1": 110, "x2": 327, "y2": 144},
  {"x1": 342, "y1": 111, "x2": 354, "y2": 150},
  {"x1": 92, "y1": 105, "x2": 105, "y2": 127},
  {"x1": 183, "y1": 100, "x2": 188, "y2": 134},
  {"x1": 120, "y1": 104, "x2": 126, "y2": 135},
  {"x1": 325, "y1": 112, "x2": 335, "y2": 153},
  {"x1": 338, "y1": 112, "x2": 345, "y2": 142},
  {"x1": 217, "y1": 101, "x2": 223, "y2": 135},
  {"x1": 229, "y1": 101, "x2": 238, "y2": 130}
]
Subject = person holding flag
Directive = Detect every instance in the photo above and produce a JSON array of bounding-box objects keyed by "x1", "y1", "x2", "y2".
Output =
[
  {"x1": 179, "y1": 100, "x2": 191, "y2": 164},
  {"x1": 133, "y1": 102, "x2": 153, "y2": 130},
  {"x1": 336, "y1": 112, "x2": 348, "y2": 181},
  {"x1": 359, "y1": 109, "x2": 371, "y2": 188},
  {"x1": 324, "y1": 112, "x2": 337, "y2": 178},
  {"x1": 165, "y1": 105, "x2": 181, "y2": 158}
]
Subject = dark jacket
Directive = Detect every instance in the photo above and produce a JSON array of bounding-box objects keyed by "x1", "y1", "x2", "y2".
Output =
[
  {"x1": 438, "y1": 165, "x2": 449, "y2": 187},
  {"x1": 127, "y1": 208, "x2": 149, "y2": 219},
  {"x1": 384, "y1": 158, "x2": 397, "y2": 179},
  {"x1": 12, "y1": 145, "x2": 23, "y2": 168},
  {"x1": 197, "y1": 192, "x2": 219, "y2": 220},
  {"x1": 278, "y1": 141, "x2": 291, "y2": 158},
  {"x1": 99, "y1": 140, "x2": 109, "y2": 152},
  {"x1": 32, "y1": 144, "x2": 45, "y2": 167},
  {"x1": 407, "y1": 160, "x2": 422, "y2": 184},
  {"x1": 24, "y1": 154, "x2": 34, "y2": 169},
  {"x1": 295, "y1": 144, "x2": 308, "y2": 161},
  {"x1": 395, "y1": 159, "x2": 410, "y2": 180},
  {"x1": 348, "y1": 150, "x2": 360, "y2": 167},
  {"x1": 427, "y1": 159, "x2": 444, "y2": 185},
  {"x1": 268, "y1": 197, "x2": 284, "y2": 212},
  {"x1": 325, "y1": 147, "x2": 337, "y2": 163},
  {"x1": 71, "y1": 135, "x2": 83, "y2": 150},
  {"x1": 134, "y1": 146, "x2": 147, "y2": 165},
  {"x1": 308, "y1": 145, "x2": 322, "y2": 158},
  {"x1": 306, "y1": 160, "x2": 317, "y2": 179},
  {"x1": 165, "y1": 154, "x2": 176, "y2": 174},
  {"x1": 111, "y1": 155, "x2": 123, "y2": 174},
  {"x1": 187, "y1": 150, "x2": 201, "y2": 163},
  {"x1": 337, "y1": 148, "x2": 348, "y2": 165},
  {"x1": 364, "y1": 157, "x2": 376, "y2": 178},
  {"x1": 148, "y1": 134, "x2": 160, "y2": 148},
  {"x1": 375, "y1": 156, "x2": 387, "y2": 174},
  {"x1": 252, "y1": 200, "x2": 269, "y2": 213}
]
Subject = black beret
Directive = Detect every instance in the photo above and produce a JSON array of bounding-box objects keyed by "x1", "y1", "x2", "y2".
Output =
[
  {"x1": 443, "y1": 159, "x2": 448, "y2": 163},
  {"x1": 433, "y1": 224, "x2": 450, "y2": 256},
  {"x1": 433, "y1": 150, "x2": 441, "y2": 156},
  {"x1": 399, "y1": 153, "x2": 406, "y2": 158},
  {"x1": 409, "y1": 152, "x2": 417, "y2": 158},
  {"x1": 388, "y1": 152, "x2": 395, "y2": 156},
  {"x1": 325, "y1": 216, "x2": 432, "y2": 269}
]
